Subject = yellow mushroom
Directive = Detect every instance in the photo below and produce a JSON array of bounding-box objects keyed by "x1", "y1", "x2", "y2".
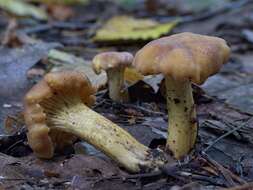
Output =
[
  {"x1": 133, "y1": 32, "x2": 230, "y2": 159},
  {"x1": 92, "y1": 52, "x2": 133, "y2": 102},
  {"x1": 24, "y1": 71, "x2": 166, "y2": 172}
]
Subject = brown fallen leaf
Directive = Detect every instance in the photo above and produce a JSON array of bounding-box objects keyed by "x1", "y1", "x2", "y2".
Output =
[
  {"x1": 47, "y1": 4, "x2": 74, "y2": 21},
  {"x1": 28, "y1": 154, "x2": 120, "y2": 179},
  {"x1": 1, "y1": 18, "x2": 22, "y2": 47},
  {"x1": 3, "y1": 113, "x2": 24, "y2": 135},
  {"x1": 43, "y1": 170, "x2": 60, "y2": 178}
]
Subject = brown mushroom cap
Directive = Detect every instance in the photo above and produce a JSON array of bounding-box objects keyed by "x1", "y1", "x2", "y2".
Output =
[
  {"x1": 133, "y1": 32, "x2": 230, "y2": 84},
  {"x1": 24, "y1": 71, "x2": 96, "y2": 158},
  {"x1": 92, "y1": 52, "x2": 133, "y2": 74}
]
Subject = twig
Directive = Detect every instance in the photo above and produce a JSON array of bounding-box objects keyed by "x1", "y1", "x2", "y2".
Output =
[
  {"x1": 223, "y1": 182, "x2": 253, "y2": 190},
  {"x1": 93, "y1": 99, "x2": 106, "y2": 109},
  {"x1": 226, "y1": 170, "x2": 247, "y2": 186},
  {"x1": 161, "y1": 163, "x2": 224, "y2": 186},
  {"x1": 202, "y1": 153, "x2": 246, "y2": 185},
  {"x1": 0, "y1": 176, "x2": 27, "y2": 181},
  {"x1": 5, "y1": 139, "x2": 24, "y2": 152},
  {"x1": 100, "y1": 99, "x2": 165, "y2": 116},
  {"x1": 72, "y1": 170, "x2": 163, "y2": 184},
  {"x1": 1, "y1": 18, "x2": 17, "y2": 46},
  {"x1": 123, "y1": 103, "x2": 165, "y2": 116},
  {"x1": 202, "y1": 153, "x2": 236, "y2": 187},
  {"x1": 202, "y1": 117, "x2": 253, "y2": 153},
  {"x1": 178, "y1": 171, "x2": 223, "y2": 186}
]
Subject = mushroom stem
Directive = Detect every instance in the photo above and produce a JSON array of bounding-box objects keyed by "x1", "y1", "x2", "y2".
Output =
[
  {"x1": 107, "y1": 68, "x2": 129, "y2": 102},
  {"x1": 165, "y1": 76, "x2": 197, "y2": 159},
  {"x1": 43, "y1": 95, "x2": 165, "y2": 172}
]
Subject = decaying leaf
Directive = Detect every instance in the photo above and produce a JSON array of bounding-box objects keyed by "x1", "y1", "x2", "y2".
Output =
[
  {"x1": 0, "y1": 153, "x2": 121, "y2": 189},
  {"x1": 28, "y1": 0, "x2": 89, "y2": 5},
  {"x1": 4, "y1": 114, "x2": 24, "y2": 135},
  {"x1": 142, "y1": 74, "x2": 164, "y2": 93},
  {"x1": 0, "y1": 0, "x2": 48, "y2": 20},
  {"x1": 124, "y1": 67, "x2": 144, "y2": 85},
  {"x1": 48, "y1": 49, "x2": 107, "y2": 89},
  {"x1": 47, "y1": 4, "x2": 74, "y2": 21},
  {"x1": 93, "y1": 15, "x2": 177, "y2": 42},
  {"x1": 0, "y1": 42, "x2": 60, "y2": 99},
  {"x1": 0, "y1": 42, "x2": 60, "y2": 133}
]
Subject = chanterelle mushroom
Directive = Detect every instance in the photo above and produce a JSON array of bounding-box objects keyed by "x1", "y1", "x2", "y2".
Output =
[
  {"x1": 24, "y1": 71, "x2": 166, "y2": 172},
  {"x1": 92, "y1": 52, "x2": 133, "y2": 102},
  {"x1": 133, "y1": 32, "x2": 230, "y2": 159}
]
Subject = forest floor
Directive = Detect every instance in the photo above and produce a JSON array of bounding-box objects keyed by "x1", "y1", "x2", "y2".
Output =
[{"x1": 0, "y1": 0, "x2": 253, "y2": 189}]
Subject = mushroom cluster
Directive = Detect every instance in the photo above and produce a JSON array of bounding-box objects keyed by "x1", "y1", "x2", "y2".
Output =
[
  {"x1": 24, "y1": 32, "x2": 230, "y2": 173},
  {"x1": 24, "y1": 71, "x2": 166, "y2": 172},
  {"x1": 133, "y1": 32, "x2": 230, "y2": 159}
]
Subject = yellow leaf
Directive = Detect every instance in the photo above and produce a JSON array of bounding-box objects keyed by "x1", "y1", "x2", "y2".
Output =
[
  {"x1": 0, "y1": 0, "x2": 48, "y2": 20},
  {"x1": 93, "y1": 15, "x2": 178, "y2": 42},
  {"x1": 124, "y1": 67, "x2": 144, "y2": 85}
]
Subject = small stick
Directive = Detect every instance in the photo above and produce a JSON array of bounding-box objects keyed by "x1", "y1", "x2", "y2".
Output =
[
  {"x1": 202, "y1": 117, "x2": 253, "y2": 153},
  {"x1": 122, "y1": 103, "x2": 165, "y2": 116},
  {"x1": 223, "y1": 182, "x2": 253, "y2": 190},
  {"x1": 202, "y1": 153, "x2": 236, "y2": 187},
  {"x1": 74, "y1": 170, "x2": 163, "y2": 183}
]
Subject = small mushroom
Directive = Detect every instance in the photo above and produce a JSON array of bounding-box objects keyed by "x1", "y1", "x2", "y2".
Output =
[
  {"x1": 92, "y1": 52, "x2": 133, "y2": 102},
  {"x1": 133, "y1": 32, "x2": 230, "y2": 159},
  {"x1": 24, "y1": 71, "x2": 166, "y2": 172}
]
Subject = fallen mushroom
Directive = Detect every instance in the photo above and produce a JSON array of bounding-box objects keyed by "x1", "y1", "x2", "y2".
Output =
[
  {"x1": 24, "y1": 71, "x2": 166, "y2": 172},
  {"x1": 92, "y1": 52, "x2": 133, "y2": 102},
  {"x1": 133, "y1": 32, "x2": 230, "y2": 159}
]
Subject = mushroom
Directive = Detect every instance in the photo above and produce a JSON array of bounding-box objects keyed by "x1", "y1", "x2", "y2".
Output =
[
  {"x1": 24, "y1": 71, "x2": 166, "y2": 172},
  {"x1": 92, "y1": 52, "x2": 133, "y2": 102},
  {"x1": 133, "y1": 32, "x2": 230, "y2": 159}
]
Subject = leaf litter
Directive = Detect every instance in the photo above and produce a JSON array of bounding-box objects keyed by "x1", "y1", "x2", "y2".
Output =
[{"x1": 0, "y1": 0, "x2": 253, "y2": 190}]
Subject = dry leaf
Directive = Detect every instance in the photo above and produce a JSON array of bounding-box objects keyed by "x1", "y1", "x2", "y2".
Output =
[
  {"x1": 4, "y1": 114, "x2": 24, "y2": 135},
  {"x1": 48, "y1": 49, "x2": 107, "y2": 90},
  {"x1": 124, "y1": 67, "x2": 144, "y2": 85},
  {"x1": 47, "y1": 4, "x2": 74, "y2": 21},
  {"x1": 0, "y1": 0, "x2": 48, "y2": 20},
  {"x1": 93, "y1": 15, "x2": 178, "y2": 42}
]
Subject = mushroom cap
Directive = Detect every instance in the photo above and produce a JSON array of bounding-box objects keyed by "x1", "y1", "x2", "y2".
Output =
[
  {"x1": 133, "y1": 32, "x2": 230, "y2": 84},
  {"x1": 24, "y1": 71, "x2": 96, "y2": 158},
  {"x1": 92, "y1": 52, "x2": 133, "y2": 74}
]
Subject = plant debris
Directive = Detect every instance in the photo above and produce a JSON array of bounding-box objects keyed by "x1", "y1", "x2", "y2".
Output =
[{"x1": 0, "y1": 0, "x2": 253, "y2": 189}]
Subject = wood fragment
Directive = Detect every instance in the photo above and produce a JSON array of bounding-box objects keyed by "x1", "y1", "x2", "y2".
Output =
[
  {"x1": 223, "y1": 182, "x2": 253, "y2": 190},
  {"x1": 202, "y1": 153, "x2": 236, "y2": 187}
]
